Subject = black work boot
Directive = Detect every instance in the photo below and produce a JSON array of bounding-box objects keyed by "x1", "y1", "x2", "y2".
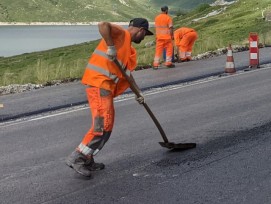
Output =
[
  {"x1": 85, "y1": 157, "x2": 105, "y2": 171},
  {"x1": 166, "y1": 63, "x2": 175, "y2": 68},
  {"x1": 65, "y1": 150, "x2": 92, "y2": 177}
]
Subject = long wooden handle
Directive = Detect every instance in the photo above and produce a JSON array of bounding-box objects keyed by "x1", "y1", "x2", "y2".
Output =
[{"x1": 113, "y1": 59, "x2": 169, "y2": 143}]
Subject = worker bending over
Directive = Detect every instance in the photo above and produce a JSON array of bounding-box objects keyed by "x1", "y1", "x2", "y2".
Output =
[{"x1": 174, "y1": 27, "x2": 198, "y2": 62}]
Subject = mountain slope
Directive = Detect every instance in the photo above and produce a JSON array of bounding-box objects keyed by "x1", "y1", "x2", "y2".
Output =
[
  {"x1": 0, "y1": 0, "x2": 243, "y2": 22},
  {"x1": 0, "y1": 0, "x2": 158, "y2": 22},
  {"x1": 173, "y1": 0, "x2": 271, "y2": 54},
  {"x1": 0, "y1": 0, "x2": 227, "y2": 22},
  {"x1": 150, "y1": 0, "x2": 215, "y2": 10}
]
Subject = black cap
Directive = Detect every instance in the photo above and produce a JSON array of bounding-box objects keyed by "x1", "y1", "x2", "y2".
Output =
[
  {"x1": 161, "y1": 5, "x2": 168, "y2": 12},
  {"x1": 129, "y1": 18, "x2": 153, "y2": 36}
]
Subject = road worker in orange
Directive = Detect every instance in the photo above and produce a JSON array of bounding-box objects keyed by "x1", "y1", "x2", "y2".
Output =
[
  {"x1": 174, "y1": 27, "x2": 198, "y2": 62},
  {"x1": 65, "y1": 18, "x2": 153, "y2": 177},
  {"x1": 153, "y1": 5, "x2": 175, "y2": 69}
]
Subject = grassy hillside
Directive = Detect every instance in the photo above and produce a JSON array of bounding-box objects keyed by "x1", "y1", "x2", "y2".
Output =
[
  {"x1": 174, "y1": 0, "x2": 271, "y2": 54},
  {"x1": 0, "y1": 0, "x2": 271, "y2": 86},
  {"x1": 0, "y1": 1, "x2": 247, "y2": 23},
  {"x1": 0, "y1": 0, "x2": 158, "y2": 22},
  {"x1": 150, "y1": 0, "x2": 214, "y2": 11},
  {"x1": 0, "y1": 0, "x2": 224, "y2": 22}
]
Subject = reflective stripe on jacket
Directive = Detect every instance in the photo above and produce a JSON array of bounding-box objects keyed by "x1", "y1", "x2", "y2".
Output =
[
  {"x1": 155, "y1": 13, "x2": 173, "y2": 40},
  {"x1": 81, "y1": 27, "x2": 137, "y2": 97}
]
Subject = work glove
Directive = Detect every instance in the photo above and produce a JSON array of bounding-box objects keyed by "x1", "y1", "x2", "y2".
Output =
[
  {"x1": 106, "y1": 45, "x2": 117, "y2": 60},
  {"x1": 135, "y1": 93, "x2": 145, "y2": 104}
]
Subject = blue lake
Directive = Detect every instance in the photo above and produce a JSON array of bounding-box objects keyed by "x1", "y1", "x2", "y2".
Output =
[{"x1": 0, "y1": 25, "x2": 102, "y2": 57}]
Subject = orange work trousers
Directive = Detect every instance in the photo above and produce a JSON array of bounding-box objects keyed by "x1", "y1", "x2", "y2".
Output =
[
  {"x1": 153, "y1": 39, "x2": 173, "y2": 67},
  {"x1": 177, "y1": 31, "x2": 198, "y2": 61},
  {"x1": 77, "y1": 87, "x2": 114, "y2": 156}
]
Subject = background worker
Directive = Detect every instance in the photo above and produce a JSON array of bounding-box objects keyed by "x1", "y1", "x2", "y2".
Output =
[
  {"x1": 174, "y1": 27, "x2": 198, "y2": 62},
  {"x1": 153, "y1": 5, "x2": 175, "y2": 69},
  {"x1": 66, "y1": 18, "x2": 153, "y2": 177}
]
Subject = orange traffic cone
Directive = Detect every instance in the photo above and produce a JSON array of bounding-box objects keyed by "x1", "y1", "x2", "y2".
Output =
[{"x1": 225, "y1": 44, "x2": 236, "y2": 74}]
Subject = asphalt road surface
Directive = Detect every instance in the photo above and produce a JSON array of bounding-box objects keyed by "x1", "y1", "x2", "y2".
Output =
[
  {"x1": 1, "y1": 62, "x2": 271, "y2": 203},
  {"x1": 1, "y1": 47, "x2": 271, "y2": 122}
]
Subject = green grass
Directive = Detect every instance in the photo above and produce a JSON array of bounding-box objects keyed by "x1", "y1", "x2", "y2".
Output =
[
  {"x1": 175, "y1": 0, "x2": 271, "y2": 55},
  {"x1": 0, "y1": 0, "x2": 218, "y2": 22},
  {"x1": 0, "y1": 0, "x2": 271, "y2": 86},
  {"x1": 150, "y1": 0, "x2": 214, "y2": 10},
  {"x1": 0, "y1": 40, "x2": 99, "y2": 85},
  {"x1": 0, "y1": 37, "x2": 156, "y2": 86},
  {"x1": 0, "y1": 0, "x2": 158, "y2": 22}
]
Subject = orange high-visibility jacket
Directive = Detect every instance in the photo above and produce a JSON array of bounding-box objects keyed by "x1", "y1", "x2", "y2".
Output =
[
  {"x1": 81, "y1": 27, "x2": 137, "y2": 97},
  {"x1": 174, "y1": 27, "x2": 196, "y2": 46},
  {"x1": 155, "y1": 13, "x2": 173, "y2": 40}
]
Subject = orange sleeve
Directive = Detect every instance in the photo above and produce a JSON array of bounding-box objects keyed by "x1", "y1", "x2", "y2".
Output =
[{"x1": 127, "y1": 46, "x2": 137, "y2": 71}]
